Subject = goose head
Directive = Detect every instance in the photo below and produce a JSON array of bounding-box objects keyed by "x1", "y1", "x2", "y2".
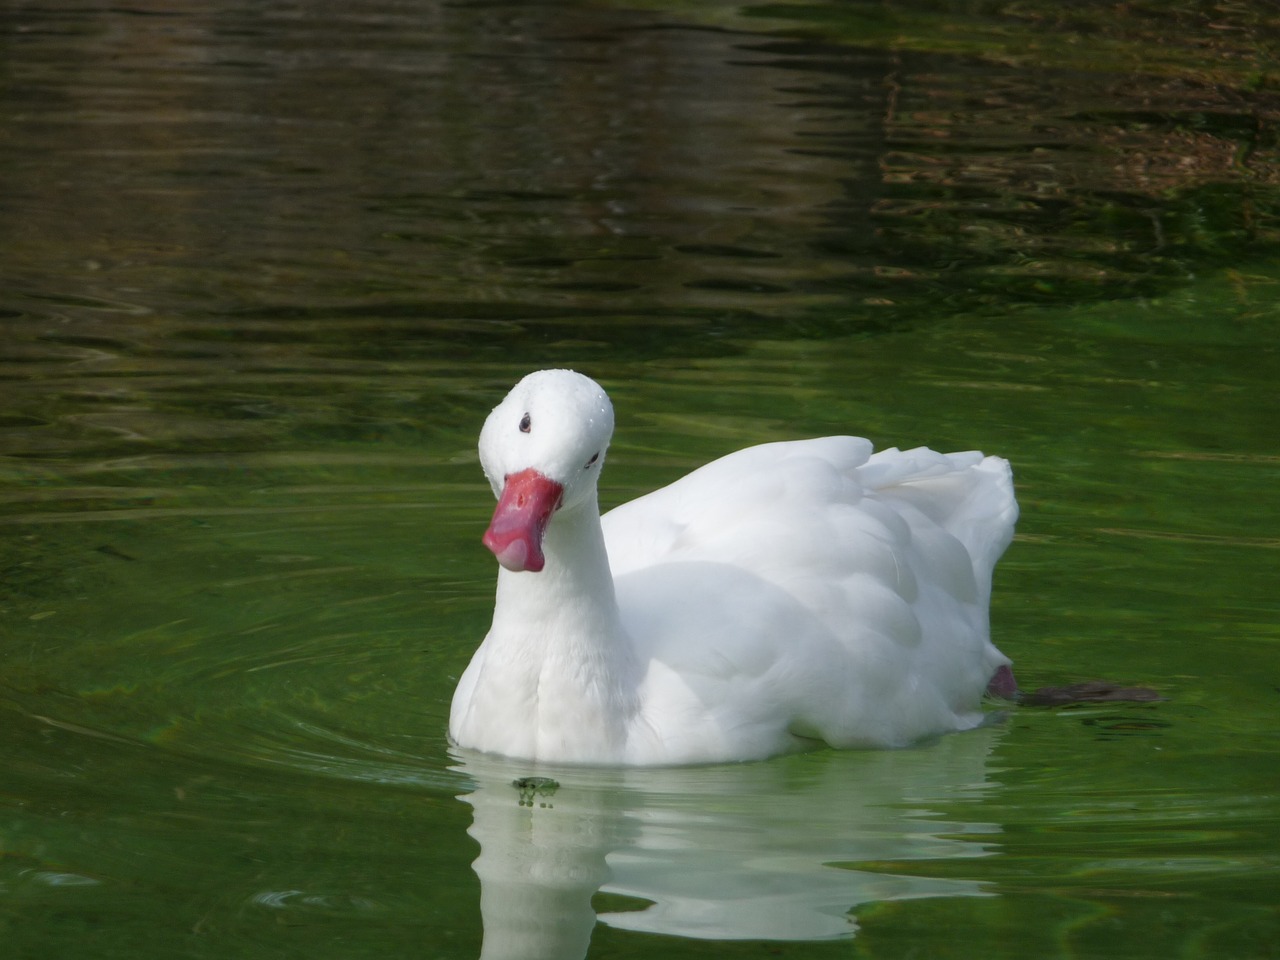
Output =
[{"x1": 478, "y1": 370, "x2": 615, "y2": 572}]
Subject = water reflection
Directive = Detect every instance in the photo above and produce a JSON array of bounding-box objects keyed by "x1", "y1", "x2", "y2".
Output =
[
  {"x1": 454, "y1": 726, "x2": 1004, "y2": 959},
  {"x1": 4, "y1": 2, "x2": 1279, "y2": 956},
  {"x1": 6, "y1": 1, "x2": 1275, "y2": 472}
]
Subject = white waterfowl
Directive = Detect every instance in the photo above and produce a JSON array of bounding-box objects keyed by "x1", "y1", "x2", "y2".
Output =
[{"x1": 449, "y1": 369, "x2": 1018, "y2": 766}]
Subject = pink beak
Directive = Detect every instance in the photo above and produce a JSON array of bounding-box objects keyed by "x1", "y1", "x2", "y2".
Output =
[{"x1": 483, "y1": 468, "x2": 565, "y2": 572}]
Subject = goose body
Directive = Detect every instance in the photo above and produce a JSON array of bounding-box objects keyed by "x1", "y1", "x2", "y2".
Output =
[{"x1": 449, "y1": 370, "x2": 1018, "y2": 766}]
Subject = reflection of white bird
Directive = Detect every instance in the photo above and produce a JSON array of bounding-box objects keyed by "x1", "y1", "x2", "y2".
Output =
[
  {"x1": 456, "y1": 724, "x2": 1004, "y2": 960},
  {"x1": 450, "y1": 370, "x2": 1018, "y2": 765}
]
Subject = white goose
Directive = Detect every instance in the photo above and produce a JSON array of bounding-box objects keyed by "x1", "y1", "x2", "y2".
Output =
[{"x1": 449, "y1": 369, "x2": 1018, "y2": 766}]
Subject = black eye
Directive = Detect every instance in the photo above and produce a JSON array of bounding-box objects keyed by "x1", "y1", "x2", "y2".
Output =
[
  {"x1": 585, "y1": 452, "x2": 599, "y2": 468},
  {"x1": 519, "y1": 413, "x2": 531, "y2": 433}
]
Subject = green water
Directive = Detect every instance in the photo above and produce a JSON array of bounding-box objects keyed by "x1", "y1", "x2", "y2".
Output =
[{"x1": 2, "y1": 1, "x2": 1278, "y2": 958}]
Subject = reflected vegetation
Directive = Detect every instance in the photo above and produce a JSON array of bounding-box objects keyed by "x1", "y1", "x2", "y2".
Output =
[{"x1": 3, "y1": 0, "x2": 1278, "y2": 467}]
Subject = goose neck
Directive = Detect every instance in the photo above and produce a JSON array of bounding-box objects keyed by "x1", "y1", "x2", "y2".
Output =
[{"x1": 491, "y1": 497, "x2": 625, "y2": 646}]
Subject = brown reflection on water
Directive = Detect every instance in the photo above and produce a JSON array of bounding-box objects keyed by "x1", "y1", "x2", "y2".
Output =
[
  {"x1": 1, "y1": 1, "x2": 1277, "y2": 466},
  {"x1": 2, "y1": 3, "x2": 870, "y2": 313}
]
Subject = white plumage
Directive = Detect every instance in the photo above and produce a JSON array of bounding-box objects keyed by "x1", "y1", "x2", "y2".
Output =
[{"x1": 449, "y1": 369, "x2": 1018, "y2": 765}]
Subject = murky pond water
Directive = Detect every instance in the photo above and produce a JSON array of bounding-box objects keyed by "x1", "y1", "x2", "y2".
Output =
[{"x1": 3, "y1": 1, "x2": 1278, "y2": 957}]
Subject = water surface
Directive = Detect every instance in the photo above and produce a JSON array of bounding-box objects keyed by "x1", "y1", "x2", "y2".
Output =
[{"x1": 2, "y1": 1, "x2": 1278, "y2": 957}]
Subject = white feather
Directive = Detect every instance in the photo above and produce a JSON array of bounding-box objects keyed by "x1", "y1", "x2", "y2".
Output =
[{"x1": 450, "y1": 369, "x2": 1017, "y2": 765}]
